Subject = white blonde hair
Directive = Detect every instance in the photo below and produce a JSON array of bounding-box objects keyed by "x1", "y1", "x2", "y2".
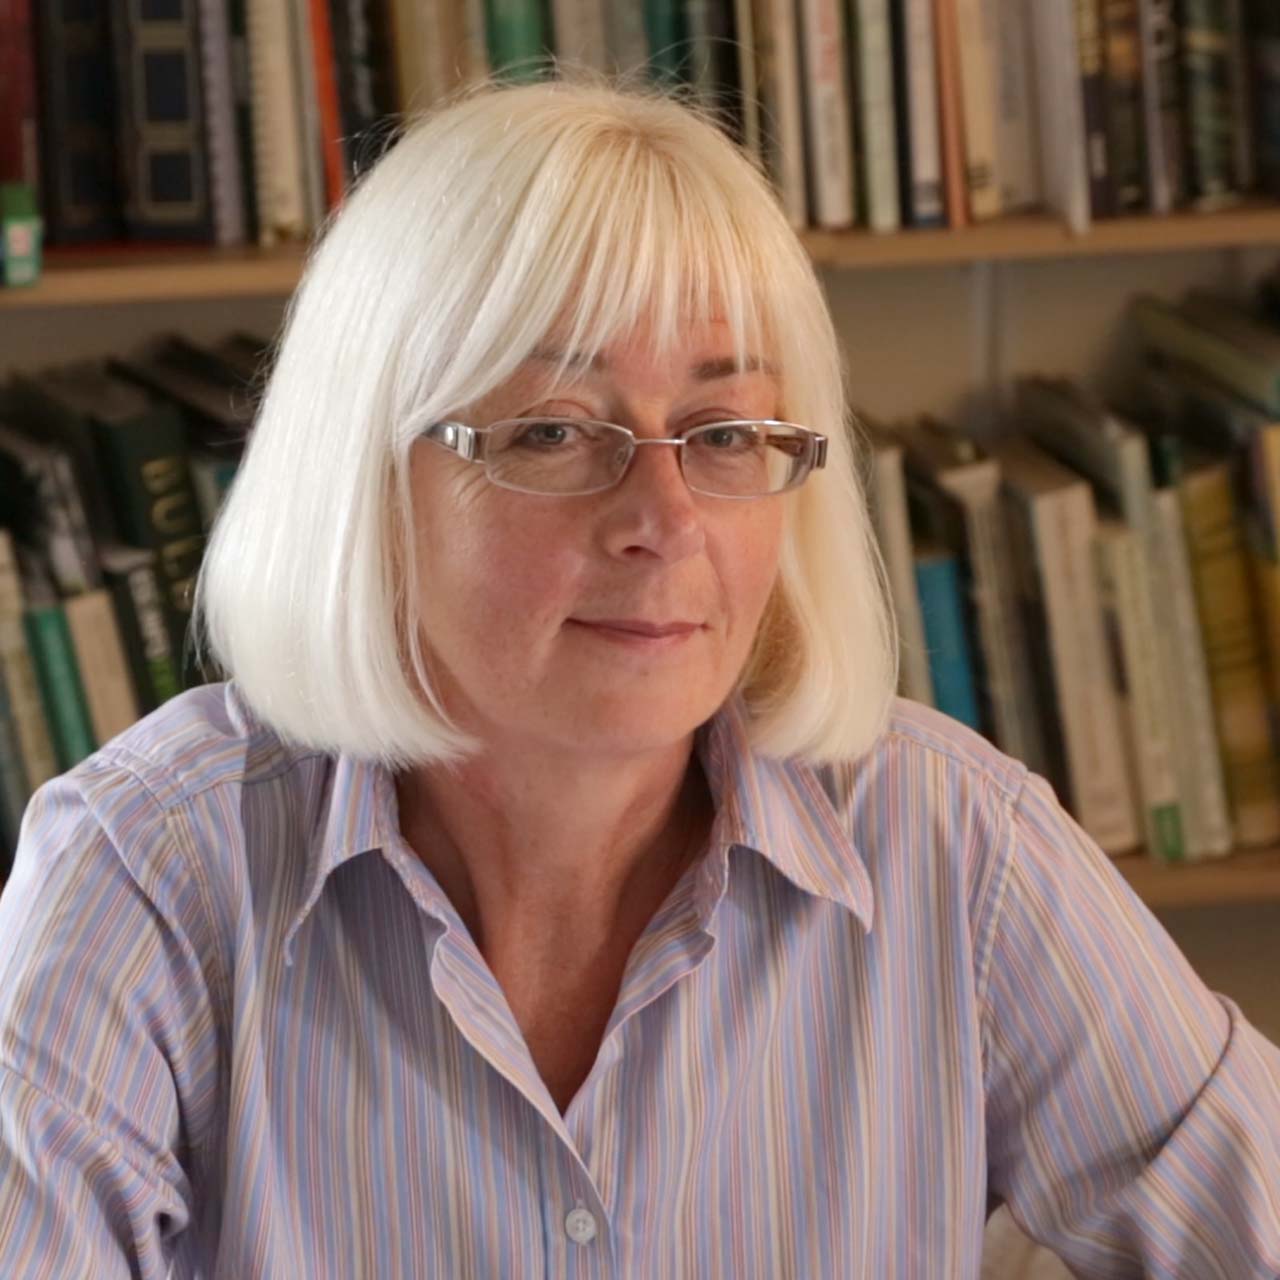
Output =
[{"x1": 193, "y1": 73, "x2": 898, "y2": 768}]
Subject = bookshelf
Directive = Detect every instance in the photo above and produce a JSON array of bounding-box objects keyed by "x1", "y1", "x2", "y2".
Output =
[
  {"x1": 1113, "y1": 847, "x2": 1280, "y2": 909},
  {"x1": 6, "y1": 205, "x2": 1280, "y2": 309}
]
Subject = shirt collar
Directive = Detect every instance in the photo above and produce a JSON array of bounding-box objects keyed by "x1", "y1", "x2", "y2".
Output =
[{"x1": 263, "y1": 688, "x2": 874, "y2": 964}]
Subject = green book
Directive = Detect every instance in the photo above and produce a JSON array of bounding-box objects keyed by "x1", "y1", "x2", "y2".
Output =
[{"x1": 23, "y1": 602, "x2": 95, "y2": 772}]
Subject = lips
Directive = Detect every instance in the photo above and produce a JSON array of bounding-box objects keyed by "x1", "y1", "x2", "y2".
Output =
[{"x1": 569, "y1": 619, "x2": 702, "y2": 637}]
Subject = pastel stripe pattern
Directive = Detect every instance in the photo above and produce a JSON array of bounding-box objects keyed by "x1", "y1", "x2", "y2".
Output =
[{"x1": 0, "y1": 681, "x2": 1276, "y2": 1277}]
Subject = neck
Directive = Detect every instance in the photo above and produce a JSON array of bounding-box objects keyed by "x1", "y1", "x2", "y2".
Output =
[{"x1": 394, "y1": 735, "x2": 713, "y2": 957}]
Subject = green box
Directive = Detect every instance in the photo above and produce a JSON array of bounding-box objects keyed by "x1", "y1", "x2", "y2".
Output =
[{"x1": 0, "y1": 183, "x2": 43, "y2": 287}]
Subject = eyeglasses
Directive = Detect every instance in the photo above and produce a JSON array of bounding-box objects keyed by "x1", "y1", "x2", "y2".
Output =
[{"x1": 420, "y1": 417, "x2": 828, "y2": 498}]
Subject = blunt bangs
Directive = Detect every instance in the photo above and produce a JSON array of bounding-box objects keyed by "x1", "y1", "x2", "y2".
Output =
[{"x1": 193, "y1": 73, "x2": 897, "y2": 770}]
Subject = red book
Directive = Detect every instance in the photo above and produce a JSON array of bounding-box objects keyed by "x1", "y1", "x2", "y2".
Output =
[
  {"x1": 308, "y1": 0, "x2": 348, "y2": 211},
  {"x1": 0, "y1": 0, "x2": 38, "y2": 186}
]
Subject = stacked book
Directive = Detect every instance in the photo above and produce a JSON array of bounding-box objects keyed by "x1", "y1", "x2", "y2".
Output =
[
  {"x1": 0, "y1": 1, "x2": 1277, "y2": 248},
  {"x1": 864, "y1": 266, "x2": 1280, "y2": 863},
  {"x1": 0, "y1": 331, "x2": 267, "y2": 880}
]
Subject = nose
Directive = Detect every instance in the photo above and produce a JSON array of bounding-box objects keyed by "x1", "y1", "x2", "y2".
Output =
[{"x1": 597, "y1": 434, "x2": 706, "y2": 563}]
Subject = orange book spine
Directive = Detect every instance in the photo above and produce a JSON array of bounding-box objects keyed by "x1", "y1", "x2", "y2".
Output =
[{"x1": 308, "y1": 0, "x2": 346, "y2": 210}]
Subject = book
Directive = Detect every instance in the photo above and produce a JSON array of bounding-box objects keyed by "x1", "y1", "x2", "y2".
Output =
[
  {"x1": 1076, "y1": 0, "x2": 1115, "y2": 218},
  {"x1": 110, "y1": 0, "x2": 216, "y2": 240},
  {"x1": 854, "y1": 0, "x2": 903, "y2": 232},
  {"x1": 1137, "y1": 0, "x2": 1184, "y2": 213},
  {"x1": 1251, "y1": 0, "x2": 1280, "y2": 197},
  {"x1": 0, "y1": 530, "x2": 56, "y2": 801},
  {"x1": 897, "y1": 417, "x2": 1049, "y2": 774},
  {"x1": 197, "y1": 0, "x2": 249, "y2": 245},
  {"x1": 1015, "y1": 375, "x2": 1230, "y2": 858},
  {"x1": 931, "y1": 0, "x2": 970, "y2": 227},
  {"x1": 247, "y1": 0, "x2": 309, "y2": 243},
  {"x1": 1100, "y1": 0, "x2": 1146, "y2": 212},
  {"x1": 798, "y1": 0, "x2": 856, "y2": 228},
  {"x1": 953, "y1": 0, "x2": 1002, "y2": 219},
  {"x1": 861, "y1": 418, "x2": 934, "y2": 706},
  {"x1": 0, "y1": 0, "x2": 39, "y2": 189},
  {"x1": 890, "y1": 0, "x2": 945, "y2": 227},
  {"x1": 913, "y1": 542, "x2": 982, "y2": 729},
  {"x1": 99, "y1": 544, "x2": 182, "y2": 715},
  {"x1": 752, "y1": 0, "x2": 808, "y2": 227},
  {"x1": 552, "y1": 0, "x2": 608, "y2": 71},
  {"x1": 985, "y1": 0, "x2": 1041, "y2": 212},
  {"x1": 22, "y1": 581, "x2": 95, "y2": 773},
  {"x1": 990, "y1": 435, "x2": 1140, "y2": 854},
  {"x1": 1028, "y1": 0, "x2": 1090, "y2": 232},
  {"x1": 63, "y1": 589, "x2": 141, "y2": 749},
  {"x1": 1094, "y1": 517, "x2": 1186, "y2": 860},
  {"x1": 1180, "y1": 0, "x2": 1241, "y2": 209}
]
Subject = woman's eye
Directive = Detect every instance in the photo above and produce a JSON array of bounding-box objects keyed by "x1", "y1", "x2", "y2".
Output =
[
  {"x1": 516, "y1": 419, "x2": 577, "y2": 447},
  {"x1": 694, "y1": 424, "x2": 755, "y2": 450}
]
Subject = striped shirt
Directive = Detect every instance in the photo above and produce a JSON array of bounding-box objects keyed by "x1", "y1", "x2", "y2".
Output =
[{"x1": 0, "y1": 681, "x2": 1277, "y2": 1279}]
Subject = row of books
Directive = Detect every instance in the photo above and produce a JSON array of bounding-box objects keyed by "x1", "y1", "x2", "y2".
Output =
[
  {"x1": 867, "y1": 267, "x2": 1280, "y2": 862},
  {"x1": 4, "y1": 1, "x2": 1278, "y2": 251},
  {"x1": 0, "y1": 332, "x2": 271, "y2": 879}
]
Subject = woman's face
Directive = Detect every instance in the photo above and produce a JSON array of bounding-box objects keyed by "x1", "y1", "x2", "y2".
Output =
[{"x1": 408, "y1": 317, "x2": 788, "y2": 760}]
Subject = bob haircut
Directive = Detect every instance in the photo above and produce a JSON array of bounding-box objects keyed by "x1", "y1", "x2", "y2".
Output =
[{"x1": 193, "y1": 71, "x2": 898, "y2": 769}]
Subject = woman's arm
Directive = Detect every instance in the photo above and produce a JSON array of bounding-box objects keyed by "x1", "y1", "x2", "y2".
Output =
[
  {"x1": 0, "y1": 758, "x2": 224, "y2": 1278},
  {"x1": 982, "y1": 770, "x2": 1280, "y2": 1278}
]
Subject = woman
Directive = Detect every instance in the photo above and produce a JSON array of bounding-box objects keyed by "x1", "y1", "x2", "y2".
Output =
[{"x1": 0, "y1": 76, "x2": 1276, "y2": 1279}]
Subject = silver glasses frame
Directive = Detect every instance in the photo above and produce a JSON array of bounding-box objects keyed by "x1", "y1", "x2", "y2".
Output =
[{"x1": 420, "y1": 417, "x2": 829, "y2": 498}]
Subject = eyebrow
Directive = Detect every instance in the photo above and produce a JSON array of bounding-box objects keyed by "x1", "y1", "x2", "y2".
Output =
[{"x1": 527, "y1": 347, "x2": 778, "y2": 380}]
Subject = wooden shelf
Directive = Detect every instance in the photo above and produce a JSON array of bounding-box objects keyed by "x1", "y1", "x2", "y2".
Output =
[
  {"x1": 803, "y1": 203, "x2": 1280, "y2": 269},
  {"x1": 1113, "y1": 846, "x2": 1280, "y2": 910},
  {"x1": 2, "y1": 205, "x2": 1279, "y2": 307},
  {"x1": 0, "y1": 242, "x2": 309, "y2": 309}
]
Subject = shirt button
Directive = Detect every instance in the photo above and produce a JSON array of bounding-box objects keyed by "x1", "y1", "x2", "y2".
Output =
[{"x1": 564, "y1": 1207, "x2": 598, "y2": 1245}]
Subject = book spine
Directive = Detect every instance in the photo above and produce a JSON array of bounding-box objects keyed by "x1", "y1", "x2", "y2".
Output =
[
  {"x1": 914, "y1": 551, "x2": 982, "y2": 729},
  {"x1": 798, "y1": 0, "x2": 855, "y2": 227},
  {"x1": 103, "y1": 560, "x2": 179, "y2": 714},
  {"x1": 552, "y1": 0, "x2": 608, "y2": 71},
  {"x1": 1180, "y1": 0, "x2": 1238, "y2": 207},
  {"x1": 0, "y1": 668, "x2": 29, "y2": 858},
  {"x1": 605, "y1": 0, "x2": 650, "y2": 79},
  {"x1": 0, "y1": 0, "x2": 39, "y2": 189},
  {"x1": 307, "y1": 0, "x2": 348, "y2": 210},
  {"x1": 1037, "y1": 486, "x2": 1140, "y2": 853},
  {"x1": 1094, "y1": 523, "x2": 1186, "y2": 861},
  {"x1": 111, "y1": 0, "x2": 216, "y2": 240},
  {"x1": 931, "y1": 0, "x2": 970, "y2": 227},
  {"x1": 23, "y1": 605, "x2": 95, "y2": 772},
  {"x1": 0, "y1": 533, "x2": 57, "y2": 792},
  {"x1": 752, "y1": 0, "x2": 808, "y2": 227},
  {"x1": 1179, "y1": 463, "x2": 1280, "y2": 846},
  {"x1": 985, "y1": 0, "x2": 1041, "y2": 211},
  {"x1": 1132, "y1": 297, "x2": 1280, "y2": 416},
  {"x1": 1076, "y1": 0, "x2": 1115, "y2": 218},
  {"x1": 484, "y1": 0, "x2": 550, "y2": 79},
  {"x1": 856, "y1": 0, "x2": 903, "y2": 232},
  {"x1": 1251, "y1": 0, "x2": 1280, "y2": 197},
  {"x1": 226, "y1": 0, "x2": 261, "y2": 242},
  {"x1": 1223, "y1": 0, "x2": 1253, "y2": 191},
  {"x1": 62, "y1": 591, "x2": 140, "y2": 749},
  {"x1": 1137, "y1": 0, "x2": 1183, "y2": 212},
  {"x1": 31, "y1": 0, "x2": 121, "y2": 242},
  {"x1": 951, "y1": 476, "x2": 1051, "y2": 774},
  {"x1": 642, "y1": 0, "x2": 688, "y2": 84},
  {"x1": 869, "y1": 445, "x2": 935, "y2": 705},
  {"x1": 197, "y1": 0, "x2": 249, "y2": 244},
  {"x1": 246, "y1": 0, "x2": 308, "y2": 243},
  {"x1": 1152, "y1": 487, "x2": 1235, "y2": 856},
  {"x1": 731, "y1": 0, "x2": 761, "y2": 158},
  {"x1": 890, "y1": 0, "x2": 945, "y2": 226},
  {"x1": 1100, "y1": 0, "x2": 1146, "y2": 211},
  {"x1": 1028, "y1": 0, "x2": 1091, "y2": 232},
  {"x1": 952, "y1": 0, "x2": 1002, "y2": 219}
]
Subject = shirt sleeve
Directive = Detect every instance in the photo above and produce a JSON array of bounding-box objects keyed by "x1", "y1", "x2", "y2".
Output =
[
  {"x1": 982, "y1": 770, "x2": 1280, "y2": 1279},
  {"x1": 0, "y1": 755, "x2": 225, "y2": 1279}
]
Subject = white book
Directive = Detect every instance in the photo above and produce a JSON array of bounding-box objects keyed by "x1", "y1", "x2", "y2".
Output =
[
  {"x1": 752, "y1": 0, "x2": 808, "y2": 227},
  {"x1": 1094, "y1": 519, "x2": 1186, "y2": 862},
  {"x1": 953, "y1": 0, "x2": 1002, "y2": 219},
  {"x1": 1027, "y1": 0, "x2": 1089, "y2": 233},
  {"x1": 855, "y1": 0, "x2": 901, "y2": 232},
  {"x1": 898, "y1": 0, "x2": 945, "y2": 224},
  {"x1": 994, "y1": 437, "x2": 1140, "y2": 854},
  {"x1": 1016, "y1": 377, "x2": 1230, "y2": 859},
  {"x1": 798, "y1": 0, "x2": 855, "y2": 227},
  {"x1": 246, "y1": 0, "x2": 308, "y2": 244},
  {"x1": 196, "y1": 0, "x2": 248, "y2": 245},
  {"x1": 986, "y1": 0, "x2": 1041, "y2": 211},
  {"x1": 864, "y1": 424, "x2": 934, "y2": 706},
  {"x1": 63, "y1": 591, "x2": 140, "y2": 749},
  {"x1": 553, "y1": 0, "x2": 608, "y2": 72}
]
